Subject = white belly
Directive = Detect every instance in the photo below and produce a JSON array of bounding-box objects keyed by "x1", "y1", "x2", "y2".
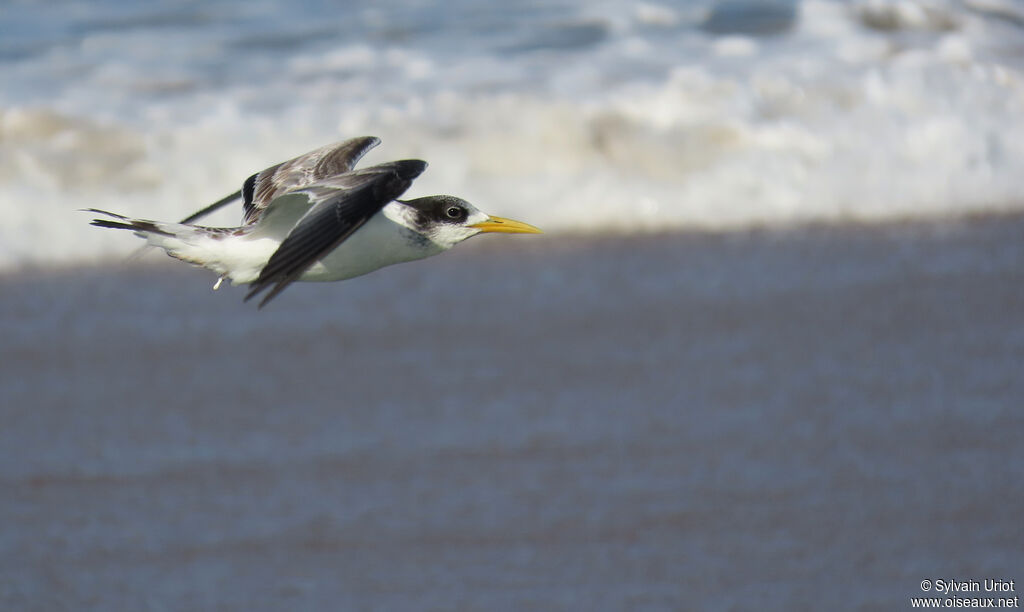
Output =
[{"x1": 297, "y1": 210, "x2": 442, "y2": 282}]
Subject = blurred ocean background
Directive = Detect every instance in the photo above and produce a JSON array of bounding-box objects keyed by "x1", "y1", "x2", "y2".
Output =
[
  {"x1": 2, "y1": 0, "x2": 1023, "y2": 610},
  {"x1": 2, "y1": 0, "x2": 1024, "y2": 266}
]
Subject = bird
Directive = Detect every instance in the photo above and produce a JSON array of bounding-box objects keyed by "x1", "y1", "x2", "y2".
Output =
[{"x1": 87, "y1": 136, "x2": 541, "y2": 308}]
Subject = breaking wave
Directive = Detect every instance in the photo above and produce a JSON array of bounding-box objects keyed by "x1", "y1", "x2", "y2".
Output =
[{"x1": 2, "y1": 0, "x2": 1023, "y2": 269}]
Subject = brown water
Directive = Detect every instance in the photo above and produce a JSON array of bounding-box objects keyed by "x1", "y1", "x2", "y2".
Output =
[{"x1": 2, "y1": 217, "x2": 1022, "y2": 610}]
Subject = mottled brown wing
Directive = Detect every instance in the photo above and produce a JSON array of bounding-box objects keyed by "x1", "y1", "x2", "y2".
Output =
[
  {"x1": 177, "y1": 136, "x2": 382, "y2": 226},
  {"x1": 242, "y1": 136, "x2": 382, "y2": 224}
]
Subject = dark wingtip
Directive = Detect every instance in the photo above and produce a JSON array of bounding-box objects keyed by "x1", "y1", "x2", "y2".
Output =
[
  {"x1": 243, "y1": 285, "x2": 262, "y2": 303},
  {"x1": 395, "y1": 159, "x2": 428, "y2": 180},
  {"x1": 243, "y1": 280, "x2": 280, "y2": 309},
  {"x1": 82, "y1": 208, "x2": 127, "y2": 219},
  {"x1": 241, "y1": 282, "x2": 280, "y2": 309},
  {"x1": 180, "y1": 189, "x2": 243, "y2": 224}
]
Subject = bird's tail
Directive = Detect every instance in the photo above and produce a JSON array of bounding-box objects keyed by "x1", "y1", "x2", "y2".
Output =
[
  {"x1": 88, "y1": 209, "x2": 180, "y2": 237},
  {"x1": 85, "y1": 208, "x2": 242, "y2": 275}
]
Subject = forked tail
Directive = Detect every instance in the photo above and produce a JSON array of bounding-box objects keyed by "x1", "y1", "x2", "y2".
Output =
[
  {"x1": 84, "y1": 208, "x2": 250, "y2": 279},
  {"x1": 87, "y1": 209, "x2": 177, "y2": 237}
]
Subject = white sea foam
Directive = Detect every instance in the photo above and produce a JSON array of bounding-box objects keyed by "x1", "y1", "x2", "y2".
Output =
[{"x1": 1, "y1": 0, "x2": 1023, "y2": 270}]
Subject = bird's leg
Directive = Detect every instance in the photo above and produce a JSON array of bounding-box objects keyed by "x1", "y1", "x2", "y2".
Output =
[{"x1": 212, "y1": 275, "x2": 226, "y2": 291}]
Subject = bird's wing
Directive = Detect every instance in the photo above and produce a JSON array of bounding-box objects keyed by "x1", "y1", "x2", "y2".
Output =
[
  {"x1": 242, "y1": 136, "x2": 381, "y2": 224},
  {"x1": 178, "y1": 189, "x2": 243, "y2": 224},
  {"x1": 174, "y1": 136, "x2": 382, "y2": 225},
  {"x1": 245, "y1": 159, "x2": 427, "y2": 308}
]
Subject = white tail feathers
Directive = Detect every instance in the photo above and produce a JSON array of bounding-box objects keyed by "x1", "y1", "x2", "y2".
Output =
[{"x1": 85, "y1": 208, "x2": 274, "y2": 284}]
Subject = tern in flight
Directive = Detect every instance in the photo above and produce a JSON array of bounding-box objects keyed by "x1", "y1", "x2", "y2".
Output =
[{"x1": 87, "y1": 136, "x2": 541, "y2": 307}]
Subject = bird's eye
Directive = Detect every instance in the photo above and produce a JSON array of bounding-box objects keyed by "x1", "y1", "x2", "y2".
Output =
[{"x1": 446, "y1": 206, "x2": 463, "y2": 219}]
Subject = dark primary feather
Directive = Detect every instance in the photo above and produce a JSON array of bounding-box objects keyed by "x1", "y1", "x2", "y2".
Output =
[
  {"x1": 244, "y1": 159, "x2": 427, "y2": 308},
  {"x1": 177, "y1": 189, "x2": 242, "y2": 224}
]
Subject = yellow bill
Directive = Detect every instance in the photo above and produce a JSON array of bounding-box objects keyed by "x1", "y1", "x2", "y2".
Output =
[{"x1": 471, "y1": 215, "x2": 543, "y2": 234}]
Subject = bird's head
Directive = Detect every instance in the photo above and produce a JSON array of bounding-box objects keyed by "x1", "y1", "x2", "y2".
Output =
[{"x1": 397, "y1": 195, "x2": 542, "y2": 249}]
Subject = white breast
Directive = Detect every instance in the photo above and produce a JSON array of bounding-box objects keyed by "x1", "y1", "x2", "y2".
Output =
[{"x1": 298, "y1": 206, "x2": 443, "y2": 282}]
